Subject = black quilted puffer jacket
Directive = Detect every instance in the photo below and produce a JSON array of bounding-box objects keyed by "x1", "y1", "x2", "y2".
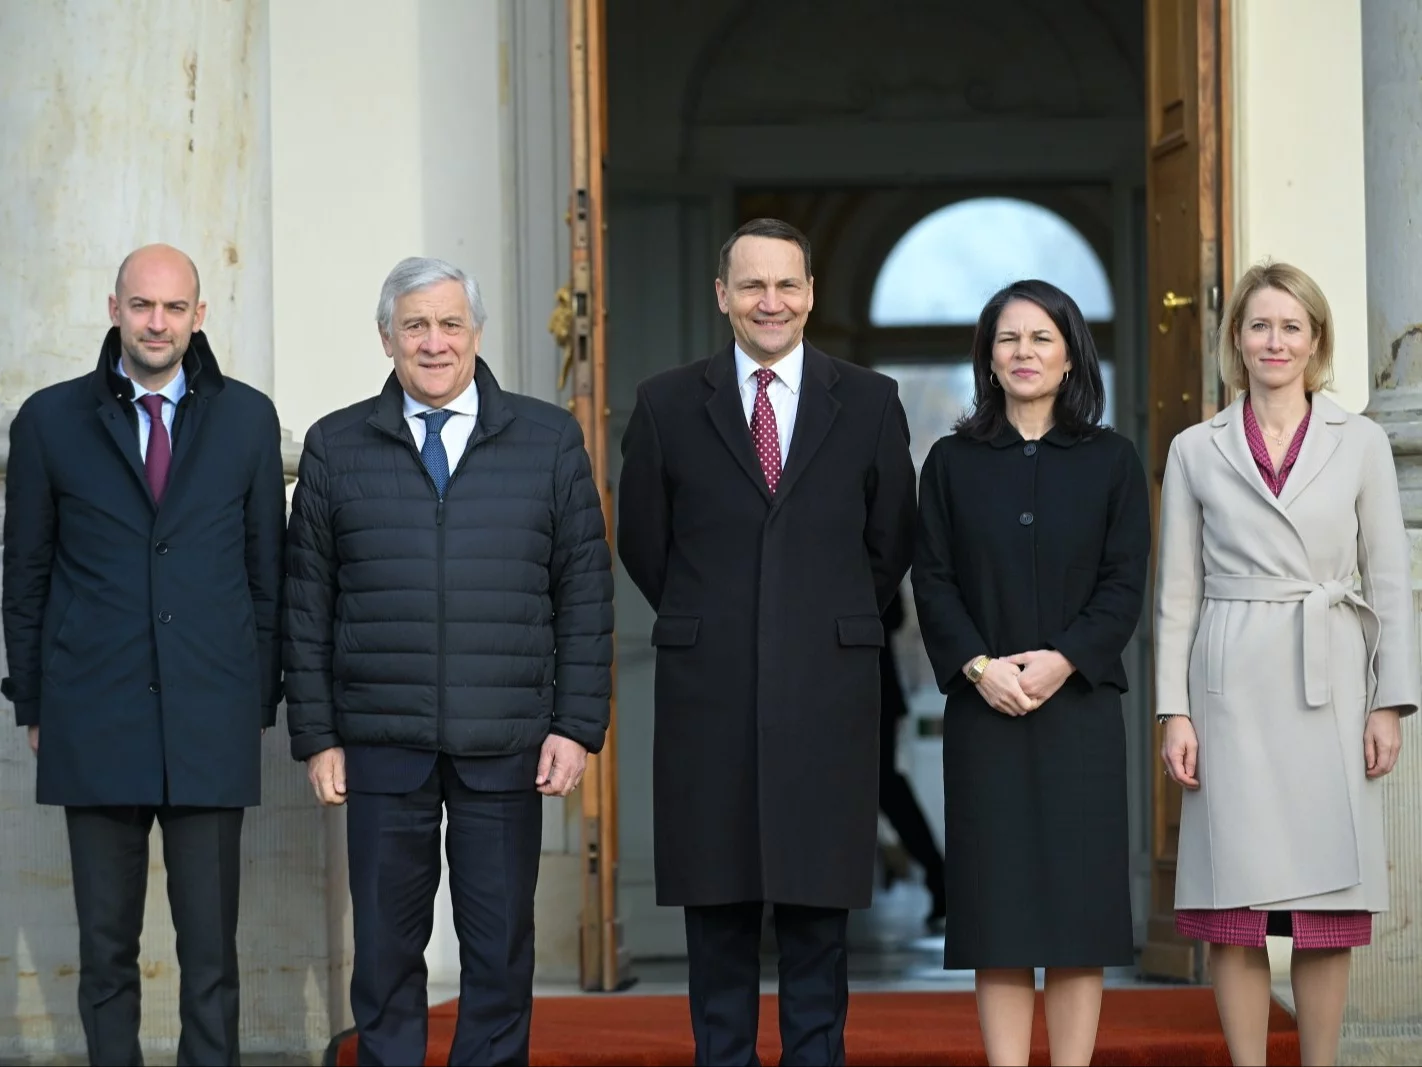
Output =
[{"x1": 283, "y1": 361, "x2": 613, "y2": 761}]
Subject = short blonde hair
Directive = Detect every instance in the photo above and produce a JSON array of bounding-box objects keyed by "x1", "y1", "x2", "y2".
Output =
[{"x1": 1217, "y1": 260, "x2": 1335, "y2": 393}]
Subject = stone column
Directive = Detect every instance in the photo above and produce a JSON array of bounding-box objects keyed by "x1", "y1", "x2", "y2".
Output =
[
  {"x1": 0, "y1": 1, "x2": 334, "y2": 1058},
  {"x1": 1348, "y1": 0, "x2": 1422, "y2": 1062}
]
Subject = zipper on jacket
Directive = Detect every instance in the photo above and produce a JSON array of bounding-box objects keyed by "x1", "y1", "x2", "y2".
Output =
[
  {"x1": 374, "y1": 420, "x2": 490, "y2": 754},
  {"x1": 436, "y1": 491, "x2": 446, "y2": 751},
  {"x1": 433, "y1": 426, "x2": 487, "y2": 751}
]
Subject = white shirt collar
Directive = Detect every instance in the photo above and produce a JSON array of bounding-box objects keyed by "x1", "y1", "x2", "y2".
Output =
[
  {"x1": 402, "y1": 375, "x2": 480, "y2": 420},
  {"x1": 116, "y1": 358, "x2": 187, "y2": 405},
  {"x1": 734, "y1": 342, "x2": 804, "y2": 394}
]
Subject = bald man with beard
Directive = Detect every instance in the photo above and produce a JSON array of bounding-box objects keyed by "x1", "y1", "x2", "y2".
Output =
[{"x1": 2, "y1": 244, "x2": 286, "y2": 1065}]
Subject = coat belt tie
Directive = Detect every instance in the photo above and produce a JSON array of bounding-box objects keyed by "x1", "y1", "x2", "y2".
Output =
[{"x1": 1202, "y1": 574, "x2": 1379, "y2": 708}]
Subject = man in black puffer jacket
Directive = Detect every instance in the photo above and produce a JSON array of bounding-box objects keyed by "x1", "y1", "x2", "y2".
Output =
[{"x1": 284, "y1": 257, "x2": 612, "y2": 1066}]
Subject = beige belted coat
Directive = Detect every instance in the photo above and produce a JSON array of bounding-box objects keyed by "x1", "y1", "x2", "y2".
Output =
[{"x1": 1154, "y1": 394, "x2": 1419, "y2": 911}]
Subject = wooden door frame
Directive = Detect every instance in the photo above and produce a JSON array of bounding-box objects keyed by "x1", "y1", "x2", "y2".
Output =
[
  {"x1": 567, "y1": 0, "x2": 630, "y2": 992},
  {"x1": 1141, "y1": 0, "x2": 1233, "y2": 982}
]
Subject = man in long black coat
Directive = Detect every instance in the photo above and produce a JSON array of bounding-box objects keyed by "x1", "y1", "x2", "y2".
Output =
[
  {"x1": 1, "y1": 244, "x2": 286, "y2": 1065},
  {"x1": 617, "y1": 218, "x2": 917, "y2": 1066}
]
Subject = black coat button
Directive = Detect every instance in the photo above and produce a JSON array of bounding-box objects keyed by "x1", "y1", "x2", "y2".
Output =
[
  {"x1": 1019, "y1": 512, "x2": 1034, "y2": 526},
  {"x1": 149, "y1": 682, "x2": 161, "y2": 693},
  {"x1": 1023, "y1": 443, "x2": 1038, "y2": 456},
  {"x1": 155, "y1": 541, "x2": 169, "y2": 555},
  {"x1": 158, "y1": 611, "x2": 173, "y2": 624}
]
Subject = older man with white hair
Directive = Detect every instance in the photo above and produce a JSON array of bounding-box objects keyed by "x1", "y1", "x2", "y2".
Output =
[{"x1": 284, "y1": 257, "x2": 613, "y2": 1066}]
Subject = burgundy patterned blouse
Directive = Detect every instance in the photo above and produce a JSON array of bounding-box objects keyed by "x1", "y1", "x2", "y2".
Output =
[{"x1": 1242, "y1": 399, "x2": 1310, "y2": 496}]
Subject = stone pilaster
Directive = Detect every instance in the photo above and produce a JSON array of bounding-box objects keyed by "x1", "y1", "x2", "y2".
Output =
[
  {"x1": 1346, "y1": 0, "x2": 1422, "y2": 1062},
  {"x1": 0, "y1": 2, "x2": 339, "y2": 1058}
]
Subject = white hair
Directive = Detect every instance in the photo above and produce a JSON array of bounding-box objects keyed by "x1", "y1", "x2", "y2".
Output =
[{"x1": 375, "y1": 257, "x2": 487, "y2": 334}]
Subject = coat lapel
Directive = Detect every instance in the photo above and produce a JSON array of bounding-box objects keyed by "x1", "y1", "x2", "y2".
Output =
[
  {"x1": 1278, "y1": 395, "x2": 1345, "y2": 510},
  {"x1": 96, "y1": 399, "x2": 152, "y2": 503},
  {"x1": 704, "y1": 346, "x2": 773, "y2": 503},
  {"x1": 166, "y1": 391, "x2": 208, "y2": 491},
  {"x1": 1211, "y1": 398, "x2": 1290, "y2": 519},
  {"x1": 773, "y1": 345, "x2": 840, "y2": 505}
]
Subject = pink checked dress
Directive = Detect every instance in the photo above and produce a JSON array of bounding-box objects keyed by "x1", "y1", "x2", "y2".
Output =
[{"x1": 1174, "y1": 399, "x2": 1373, "y2": 950}]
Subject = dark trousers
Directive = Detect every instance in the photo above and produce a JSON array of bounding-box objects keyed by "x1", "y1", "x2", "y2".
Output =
[
  {"x1": 878, "y1": 707, "x2": 946, "y2": 913},
  {"x1": 347, "y1": 752, "x2": 542, "y2": 1067},
  {"x1": 65, "y1": 805, "x2": 244, "y2": 1067},
  {"x1": 684, "y1": 902, "x2": 849, "y2": 1067}
]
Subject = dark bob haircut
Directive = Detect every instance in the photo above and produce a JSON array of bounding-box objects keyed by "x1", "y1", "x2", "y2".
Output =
[{"x1": 954, "y1": 279, "x2": 1108, "y2": 442}]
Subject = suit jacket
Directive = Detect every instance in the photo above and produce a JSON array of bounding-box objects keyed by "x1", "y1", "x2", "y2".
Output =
[
  {"x1": 1154, "y1": 394, "x2": 1420, "y2": 910},
  {"x1": 616, "y1": 342, "x2": 917, "y2": 909},
  {"x1": 2, "y1": 329, "x2": 285, "y2": 807}
]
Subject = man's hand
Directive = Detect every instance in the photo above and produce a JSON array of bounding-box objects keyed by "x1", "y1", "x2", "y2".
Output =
[
  {"x1": 536, "y1": 735, "x2": 588, "y2": 797},
  {"x1": 1002, "y1": 650, "x2": 1074, "y2": 706},
  {"x1": 1364, "y1": 709, "x2": 1403, "y2": 779},
  {"x1": 307, "y1": 747, "x2": 347, "y2": 806},
  {"x1": 27, "y1": 726, "x2": 38, "y2": 755}
]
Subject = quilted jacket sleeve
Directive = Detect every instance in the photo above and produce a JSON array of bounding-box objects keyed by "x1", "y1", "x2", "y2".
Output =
[
  {"x1": 283, "y1": 421, "x2": 341, "y2": 760},
  {"x1": 547, "y1": 415, "x2": 614, "y2": 753}
]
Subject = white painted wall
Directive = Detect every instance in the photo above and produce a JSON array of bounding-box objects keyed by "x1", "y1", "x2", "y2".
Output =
[
  {"x1": 269, "y1": 0, "x2": 514, "y2": 440},
  {"x1": 1233, "y1": 0, "x2": 1369, "y2": 412}
]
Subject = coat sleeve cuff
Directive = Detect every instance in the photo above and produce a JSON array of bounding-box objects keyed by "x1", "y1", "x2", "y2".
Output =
[
  {"x1": 1370, "y1": 695, "x2": 1418, "y2": 717},
  {"x1": 12, "y1": 699, "x2": 40, "y2": 728},
  {"x1": 1045, "y1": 633, "x2": 1104, "y2": 689},
  {"x1": 260, "y1": 704, "x2": 278, "y2": 730},
  {"x1": 290, "y1": 733, "x2": 341, "y2": 762},
  {"x1": 549, "y1": 719, "x2": 607, "y2": 755}
]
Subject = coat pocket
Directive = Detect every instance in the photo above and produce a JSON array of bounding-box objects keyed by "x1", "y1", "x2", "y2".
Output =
[
  {"x1": 836, "y1": 615, "x2": 885, "y2": 647},
  {"x1": 40, "y1": 595, "x2": 77, "y2": 676},
  {"x1": 651, "y1": 615, "x2": 700, "y2": 647},
  {"x1": 1205, "y1": 601, "x2": 1229, "y2": 695}
]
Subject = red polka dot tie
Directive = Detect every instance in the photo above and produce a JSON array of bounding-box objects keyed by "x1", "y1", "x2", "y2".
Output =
[{"x1": 751, "y1": 367, "x2": 781, "y2": 494}]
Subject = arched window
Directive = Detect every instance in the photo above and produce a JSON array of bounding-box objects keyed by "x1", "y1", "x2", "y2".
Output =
[
  {"x1": 868, "y1": 197, "x2": 1116, "y2": 470},
  {"x1": 870, "y1": 198, "x2": 1114, "y2": 326}
]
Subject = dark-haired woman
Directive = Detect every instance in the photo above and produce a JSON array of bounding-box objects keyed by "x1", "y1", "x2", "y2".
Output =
[{"x1": 912, "y1": 280, "x2": 1151, "y2": 1066}]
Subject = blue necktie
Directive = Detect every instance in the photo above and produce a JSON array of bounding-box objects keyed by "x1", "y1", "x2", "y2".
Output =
[{"x1": 419, "y1": 410, "x2": 453, "y2": 498}]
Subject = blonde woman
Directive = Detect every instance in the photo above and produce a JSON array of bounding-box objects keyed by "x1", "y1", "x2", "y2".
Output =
[{"x1": 1154, "y1": 261, "x2": 1418, "y2": 1066}]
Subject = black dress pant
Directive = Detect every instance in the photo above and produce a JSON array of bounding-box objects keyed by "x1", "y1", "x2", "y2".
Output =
[
  {"x1": 65, "y1": 805, "x2": 244, "y2": 1067},
  {"x1": 347, "y1": 752, "x2": 542, "y2": 1067},
  {"x1": 684, "y1": 901, "x2": 849, "y2": 1067}
]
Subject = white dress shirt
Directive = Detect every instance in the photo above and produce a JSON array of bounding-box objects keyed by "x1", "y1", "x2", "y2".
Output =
[
  {"x1": 734, "y1": 342, "x2": 803, "y2": 465},
  {"x1": 116, "y1": 359, "x2": 187, "y2": 462},
  {"x1": 403, "y1": 377, "x2": 481, "y2": 470}
]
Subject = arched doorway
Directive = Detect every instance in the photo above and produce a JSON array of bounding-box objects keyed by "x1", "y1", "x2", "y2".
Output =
[{"x1": 592, "y1": 0, "x2": 1224, "y2": 983}]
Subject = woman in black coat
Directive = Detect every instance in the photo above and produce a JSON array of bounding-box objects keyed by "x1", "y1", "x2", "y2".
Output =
[{"x1": 911, "y1": 280, "x2": 1150, "y2": 1066}]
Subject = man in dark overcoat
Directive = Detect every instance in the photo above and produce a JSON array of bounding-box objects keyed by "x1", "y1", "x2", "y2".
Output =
[
  {"x1": 1, "y1": 244, "x2": 286, "y2": 1065},
  {"x1": 617, "y1": 218, "x2": 917, "y2": 1066}
]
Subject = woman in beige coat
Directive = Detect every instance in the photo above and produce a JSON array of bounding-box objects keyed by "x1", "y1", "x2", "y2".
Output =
[{"x1": 1154, "y1": 261, "x2": 1418, "y2": 1067}]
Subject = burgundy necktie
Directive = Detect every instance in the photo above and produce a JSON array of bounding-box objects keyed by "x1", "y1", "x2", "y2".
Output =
[
  {"x1": 751, "y1": 368, "x2": 782, "y2": 494},
  {"x1": 138, "y1": 394, "x2": 172, "y2": 504}
]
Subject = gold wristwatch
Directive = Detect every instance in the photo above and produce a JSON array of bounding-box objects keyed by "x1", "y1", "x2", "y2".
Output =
[{"x1": 966, "y1": 655, "x2": 991, "y2": 684}]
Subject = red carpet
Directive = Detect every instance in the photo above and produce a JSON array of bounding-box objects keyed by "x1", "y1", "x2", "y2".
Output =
[{"x1": 332, "y1": 988, "x2": 1300, "y2": 1065}]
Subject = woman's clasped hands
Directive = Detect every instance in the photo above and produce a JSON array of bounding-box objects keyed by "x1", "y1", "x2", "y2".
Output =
[{"x1": 970, "y1": 650, "x2": 1075, "y2": 717}]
